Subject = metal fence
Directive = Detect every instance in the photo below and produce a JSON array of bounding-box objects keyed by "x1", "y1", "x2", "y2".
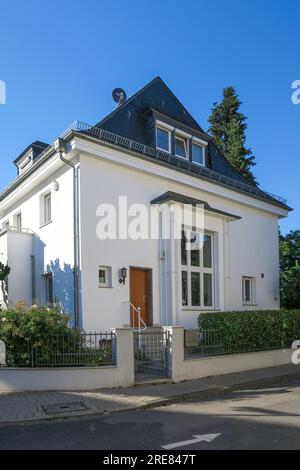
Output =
[
  {"x1": 184, "y1": 329, "x2": 288, "y2": 359},
  {"x1": 4, "y1": 332, "x2": 116, "y2": 368},
  {"x1": 134, "y1": 328, "x2": 170, "y2": 382}
]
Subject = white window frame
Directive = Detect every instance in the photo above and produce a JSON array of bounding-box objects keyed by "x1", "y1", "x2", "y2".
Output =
[
  {"x1": 156, "y1": 126, "x2": 171, "y2": 153},
  {"x1": 175, "y1": 135, "x2": 189, "y2": 160},
  {"x1": 15, "y1": 212, "x2": 22, "y2": 231},
  {"x1": 99, "y1": 266, "x2": 112, "y2": 288},
  {"x1": 242, "y1": 276, "x2": 255, "y2": 305},
  {"x1": 181, "y1": 230, "x2": 215, "y2": 310},
  {"x1": 41, "y1": 192, "x2": 52, "y2": 226},
  {"x1": 192, "y1": 142, "x2": 205, "y2": 166}
]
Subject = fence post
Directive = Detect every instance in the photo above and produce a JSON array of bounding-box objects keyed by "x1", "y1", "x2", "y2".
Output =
[
  {"x1": 163, "y1": 326, "x2": 184, "y2": 382},
  {"x1": 111, "y1": 328, "x2": 134, "y2": 387}
]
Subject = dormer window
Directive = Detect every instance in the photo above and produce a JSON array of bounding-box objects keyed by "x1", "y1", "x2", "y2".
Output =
[
  {"x1": 175, "y1": 135, "x2": 188, "y2": 159},
  {"x1": 156, "y1": 126, "x2": 171, "y2": 153},
  {"x1": 192, "y1": 142, "x2": 205, "y2": 166}
]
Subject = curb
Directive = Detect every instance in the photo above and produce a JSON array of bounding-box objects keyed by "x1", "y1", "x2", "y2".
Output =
[{"x1": 0, "y1": 369, "x2": 299, "y2": 426}]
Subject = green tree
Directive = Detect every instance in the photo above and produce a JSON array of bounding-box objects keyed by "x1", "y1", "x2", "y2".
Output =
[
  {"x1": 280, "y1": 230, "x2": 300, "y2": 308},
  {"x1": 208, "y1": 86, "x2": 257, "y2": 185}
]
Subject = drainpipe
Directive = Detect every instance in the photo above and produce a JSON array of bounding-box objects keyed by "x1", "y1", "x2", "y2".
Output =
[{"x1": 54, "y1": 138, "x2": 80, "y2": 329}]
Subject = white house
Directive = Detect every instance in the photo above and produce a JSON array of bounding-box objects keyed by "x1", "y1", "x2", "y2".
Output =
[{"x1": 0, "y1": 77, "x2": 291, "y2": 331}]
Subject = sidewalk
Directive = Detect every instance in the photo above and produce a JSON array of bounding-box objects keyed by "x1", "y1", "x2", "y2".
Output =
[{"x1": 0, "y1": 364, "x2": 299, "y2": 424}]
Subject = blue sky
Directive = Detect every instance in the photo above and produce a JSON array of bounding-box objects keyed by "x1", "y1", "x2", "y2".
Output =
[{"x1": 0, "y1": 0, "x2": 298, "y2": 233}]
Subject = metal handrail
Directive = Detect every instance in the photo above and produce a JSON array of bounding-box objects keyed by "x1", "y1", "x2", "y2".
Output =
[
  {"x1": 1, "y1": 226, "x2": 41, "y2": 239},
  {"x1": 65, "y1": 120, "x2": 288, "y2": 208},
  {"x1": 128, "y1": 302, "x2": 147, "y2": 332}
]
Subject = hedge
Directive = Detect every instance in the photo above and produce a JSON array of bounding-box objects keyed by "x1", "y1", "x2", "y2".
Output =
[{"x1": 198, "y1": 310, "x2": 300, "y2": 353}]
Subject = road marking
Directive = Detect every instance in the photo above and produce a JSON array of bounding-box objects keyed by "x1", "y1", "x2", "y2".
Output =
[{"x1": 162, "y1": 433, "x2": 221, "y2": 450}]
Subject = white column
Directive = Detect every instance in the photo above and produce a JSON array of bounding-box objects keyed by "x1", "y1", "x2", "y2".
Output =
[
  {"x1": 112, "y1": 328, "x2": 134, "y2": 387},
  {"x1": 163, "y1": 326, "x2": 184, "y2": 382}
]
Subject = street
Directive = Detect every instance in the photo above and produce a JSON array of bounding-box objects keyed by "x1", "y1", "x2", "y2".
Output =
[{"x1": 0, "y1": 374, "x2": 300, "y2": 450}]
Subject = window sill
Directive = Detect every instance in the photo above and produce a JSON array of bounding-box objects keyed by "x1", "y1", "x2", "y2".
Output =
[
  {"x1": 40, "y1": 220, "x2": 52, "y2": 228},
  {"x1": 98, "y1": 285, "x2": 113, "y2": 289},
  {"x1": 182, "y1": 307, "x2": 217, "y2": 312},
  {"x1": 242, "y1": 303, "x2": 258, "y2": 307}
]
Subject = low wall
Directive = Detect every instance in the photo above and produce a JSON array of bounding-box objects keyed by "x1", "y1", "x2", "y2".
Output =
[
  {"x1": 164, "y1": 327, "x2": 293, "y2": 382},
  {"x1": 0, "y1": 328, "x2": 134, "y2": 392}
]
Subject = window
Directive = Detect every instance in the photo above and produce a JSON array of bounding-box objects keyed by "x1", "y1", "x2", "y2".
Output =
[
  {"x1": 192, "y1": 142, "x2": 205, "y2": 166},
  {"x1": 156, "y1": 127, "x2": 171, "y2": 153},
  {"x1": 42, "y1": 193, "x2": 52, "y2": 225},
  {"x1": 175, "y1": 135, "x2": 188, "y2": 159},
  {"x1": 99, "y1": 266, "x2": 112, "y2": 288},
  {"x1": 45, "y1": 273, "x2": 53, "y2": 305},
  {"x1": 181, "y1": 230, "x2": 214, "y2": 308},
  {"x1": 242, "y1": 277, "x2": 255, "y2": 304},
  {"x1": 15, "y1": 213, "x2": 22, "y2": 231}
]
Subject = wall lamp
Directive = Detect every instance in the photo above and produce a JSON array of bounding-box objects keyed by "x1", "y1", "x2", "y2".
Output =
[{"x1": 119, "y1": 267, "x2": 127, "y2": 285}]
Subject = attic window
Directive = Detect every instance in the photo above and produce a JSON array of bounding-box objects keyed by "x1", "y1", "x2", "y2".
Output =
[
  {"x1": 192, "y1": 143, "x2": 205, "y2": 166},
  {"x1": 156, "y1": 127, "x2": 171, "y2": 153},
  {"x1": 175, "y1": 136, "x2": 188, "y2": 159}
]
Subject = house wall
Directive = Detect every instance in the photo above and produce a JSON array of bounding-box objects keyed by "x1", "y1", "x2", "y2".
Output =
[
  {"x1": 0, "y1": 165, "x2": 75, "y2": 317},
  {"x1": 79, "y1": 149, "x2": 281, "y2": 331}
]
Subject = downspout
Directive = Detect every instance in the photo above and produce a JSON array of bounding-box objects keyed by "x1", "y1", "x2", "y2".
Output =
[{"x1": 54, "y1": 138, "x2": 80, "y2": 329}]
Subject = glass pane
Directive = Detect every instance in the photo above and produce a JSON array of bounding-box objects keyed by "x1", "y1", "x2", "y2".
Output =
[
  {"x1": 190, "y1": 232, "x2": 200, "y2": 267},
  {"x1": 204, "y1": 273, "x2": 213, "y2": 306},
  {"x1": 181, "y1": 230, "x2": 187, "y2": 265},
  {"x1": 203, "y1": 234, "x2": 212, "y2": 268},
  {"x1": 244, "y1": 279, "x2": 251, "y2": 302},
  {"x1": 157, "y1": 128, "x2": 170, "y2": 152},
  {"x1": 99, "y1": 269, "x2": 106, "y2": 284},
  {"x1": 181, "y1": 271, "x2": 188, "y2": 306},
  {"x1": 191, "y1": 272, "x2": 201, "y2": 306},
  {"x1": 192, "y1": 143, "x2": 204, "y2": 165},
  {"x1": 175, "y1": 137, "x2": 187, "y2": 158}
]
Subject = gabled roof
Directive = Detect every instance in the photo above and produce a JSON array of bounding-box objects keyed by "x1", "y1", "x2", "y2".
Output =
[
  {"x1": 13, "y1": 141, "x2": 49, "y2": 166},
  {"x1": 94, "y1": 76, "x2": 256, "y2": 187}
]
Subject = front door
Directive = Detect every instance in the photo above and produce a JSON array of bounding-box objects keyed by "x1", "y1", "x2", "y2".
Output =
[{"x1": 130, "y1": 268, "x2": 149, "y2": 327}]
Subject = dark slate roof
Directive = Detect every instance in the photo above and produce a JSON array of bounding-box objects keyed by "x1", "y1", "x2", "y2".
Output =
[
  {"x1": 95, "y1": 76, "x2": 252, "y2": 186},
  {"x1": 151, "y1": 191, "x2": 241, "y2": 221},
  {"x1": 13, "y1": 141, "x2": 49, "y2": 165}
]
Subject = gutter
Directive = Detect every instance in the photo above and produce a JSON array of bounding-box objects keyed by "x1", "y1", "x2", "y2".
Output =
[{"x1": 54, "y1": 138, "x2": 80, "y2": 329}]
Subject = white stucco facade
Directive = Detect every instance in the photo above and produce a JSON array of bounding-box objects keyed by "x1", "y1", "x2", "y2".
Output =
[{"x1": 0, "y1": 134, "x2": 288, "y2": 330}]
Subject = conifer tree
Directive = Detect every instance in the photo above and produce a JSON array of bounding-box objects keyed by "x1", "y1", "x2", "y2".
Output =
[{"x1": 208, "y1": 87, "x2": 257, "y2": 185}]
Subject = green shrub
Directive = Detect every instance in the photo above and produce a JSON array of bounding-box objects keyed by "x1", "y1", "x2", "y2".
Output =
[
  {"x1": 0, "y1": 303, "x2": 76, "y2": 366},
  {"x1": 198, "y1": 310, "x2": 300, "y2": 353}
]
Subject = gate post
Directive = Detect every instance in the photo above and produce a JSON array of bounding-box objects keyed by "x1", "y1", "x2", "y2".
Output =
[
  {"x1": 163, "y1": 326, "x2": 184, "y2": 381},
  {"x1": 111, "y1": 328, "x2": 134, "y2": 387}
]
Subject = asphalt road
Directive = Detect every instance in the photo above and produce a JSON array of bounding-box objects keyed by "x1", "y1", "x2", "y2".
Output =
[{"x1": 1, "y1": 374, "x2": 300, "y2": 450}]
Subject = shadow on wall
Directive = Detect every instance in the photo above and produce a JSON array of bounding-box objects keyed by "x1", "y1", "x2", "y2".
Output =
[{"x1": 47, "y1": 259, "x2": 82, "y2": 327}]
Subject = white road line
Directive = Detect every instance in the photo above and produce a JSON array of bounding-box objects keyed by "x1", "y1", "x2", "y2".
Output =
[{"x1": 162, "y1": 433, "x2": 221, "y2": 450}]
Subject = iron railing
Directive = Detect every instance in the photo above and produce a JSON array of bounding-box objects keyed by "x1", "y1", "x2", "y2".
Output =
[
  {"x1": 63, "y1": 120, "x2": 288, "y2": 208},
  {"x1": 184, "y1": 329, "x2": 288, "y2": 359},
  {"x1": 4, "y1": 332, "x2": 116, "y2": 368}
]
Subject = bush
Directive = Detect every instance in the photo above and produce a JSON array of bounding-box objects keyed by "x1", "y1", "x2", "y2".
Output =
[
  {"x1": 198, "y1": 310, "x2": 300, "y2": 353},
  {"x1": 0, "y1": 303, "x2": 76, "y2": 366}
]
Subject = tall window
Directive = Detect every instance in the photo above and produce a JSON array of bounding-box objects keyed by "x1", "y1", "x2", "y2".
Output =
[
  {"x1": 45, "y1": 273, "x2": 53, "y2": 305},
  {"x1": 192, "y1": 142, "x2": 205, "y2": 166},
  {"x1": 181, "y1": 230, "x2": 214, "y2": 308},
  {"x1": 156, "y1": 127, "x2": 171, "y2": 153},
  {"x1": 43, "y1": 193, "x2": 52, "y2": 225},
  {"x1": 242, "y1": 277, "x2": 255, "y2": 304},
  {"x1": 16, "y1": 213, "x2": 22, "y2": 231}
]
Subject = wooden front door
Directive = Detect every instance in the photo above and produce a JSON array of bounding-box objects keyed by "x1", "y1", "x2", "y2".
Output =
[{"x1": 130, "y1": 268, "x2": 149, "y2": 327}]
